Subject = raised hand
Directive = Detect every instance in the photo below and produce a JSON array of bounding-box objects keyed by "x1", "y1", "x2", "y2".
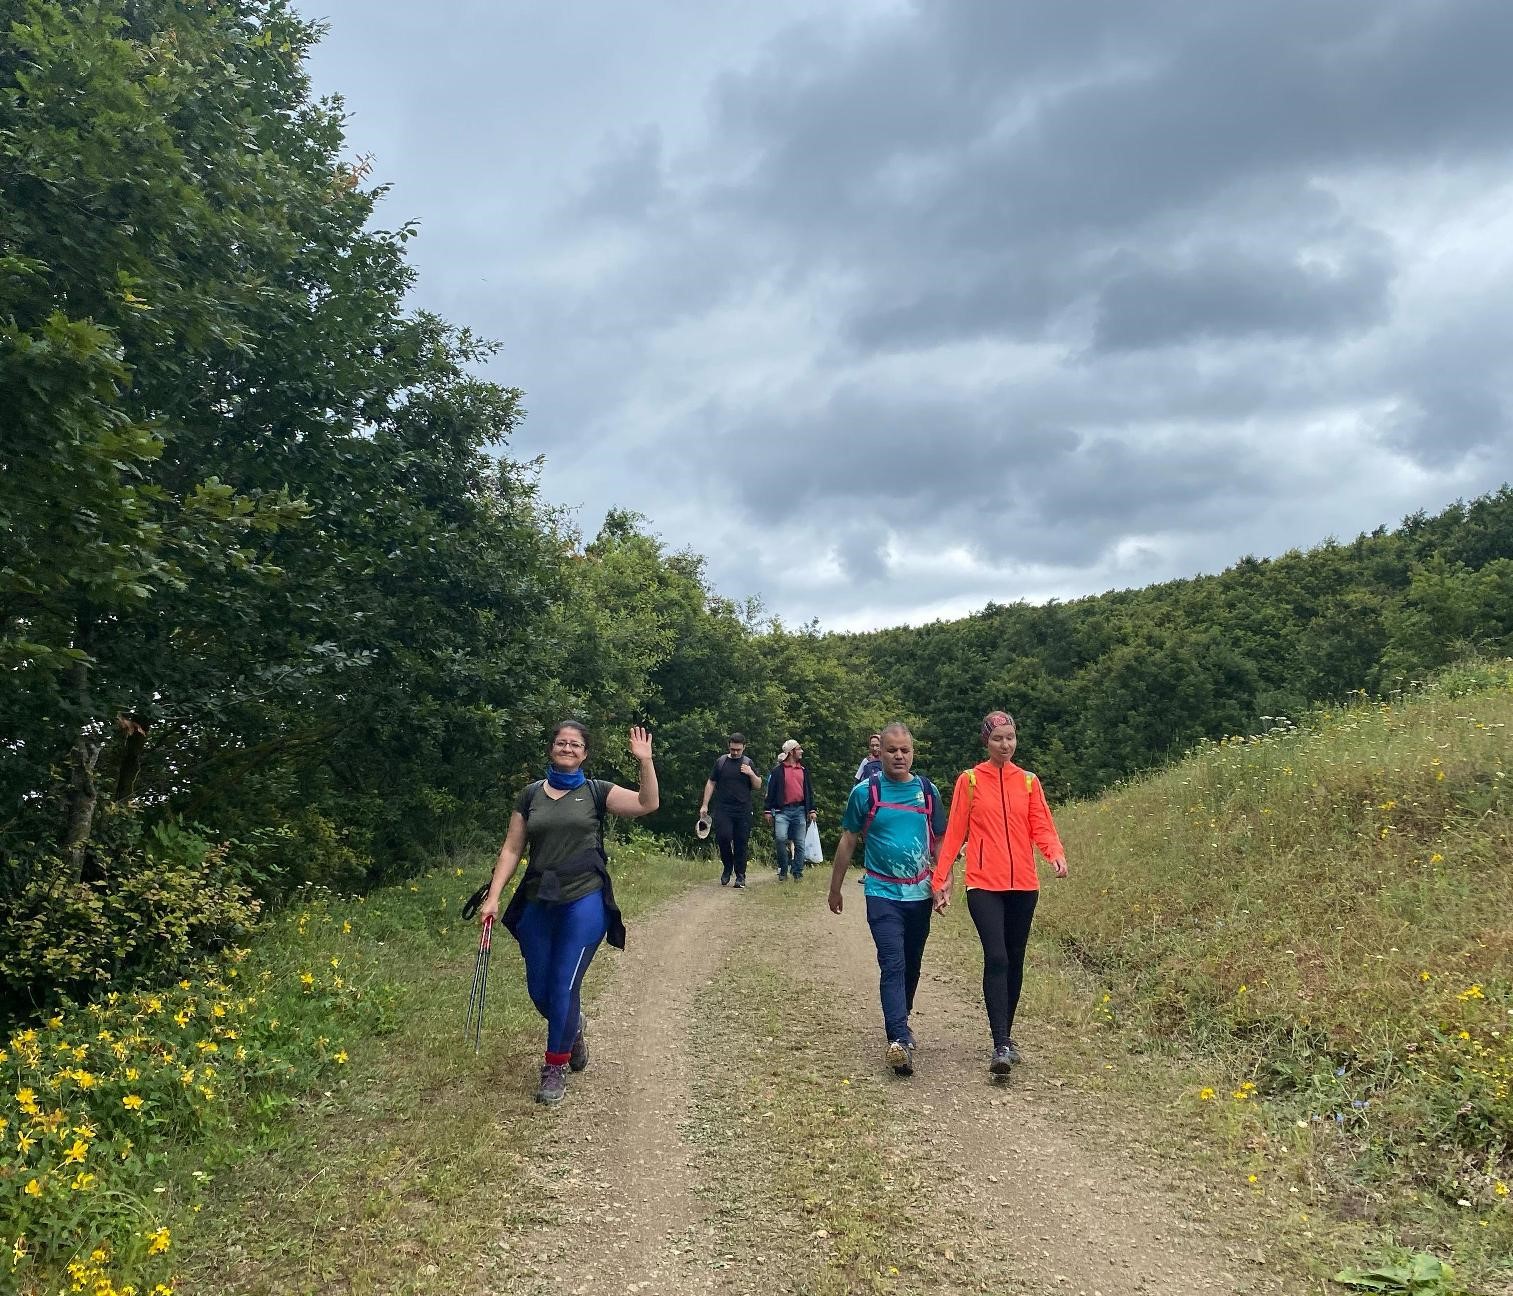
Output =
[{"x1": 628, "y1": 725, "x2": 654, "y2": 762}]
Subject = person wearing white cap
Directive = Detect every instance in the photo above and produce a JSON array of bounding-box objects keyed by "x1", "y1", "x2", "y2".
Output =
[
  {"x1": 763, "y1": 738, "x2": 815, "y2": 880},
  {"x1": 698, "y1": 732, "x2": 762, "y2": 887}
]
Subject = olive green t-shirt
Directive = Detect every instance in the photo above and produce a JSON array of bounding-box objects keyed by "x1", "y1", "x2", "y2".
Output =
[{"x1": 515, "y1": 779, "x2": 611, "y2": 904}]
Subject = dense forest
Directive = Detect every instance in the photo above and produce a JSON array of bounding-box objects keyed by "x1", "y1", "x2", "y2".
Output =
[{"x1": 5, "y1": 0, "x2": 1513, "y2": 1019}]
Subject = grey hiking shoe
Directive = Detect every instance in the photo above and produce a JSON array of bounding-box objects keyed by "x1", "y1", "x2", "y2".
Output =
[
  {"x1": 1002, "y1": 1038, "x2": 1022, "y2": 1065},
  {"x1": 886, "y1": 1040, "x2": 914, "y2": 1076},
  {"x1": 569, "y1": 1014, "x2": 589, "y2": 1072},
  {"x1": 989, "y1": 1045, "x2": 1015, "y2": 1076},
  {"x1": 535, "y1": 1062, "x2": 569, "y2": 1106}
]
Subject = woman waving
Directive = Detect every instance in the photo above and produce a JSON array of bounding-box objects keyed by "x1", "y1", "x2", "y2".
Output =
[{"x1": 478, "y1": 723, "x2": 659, "y2": 1106}]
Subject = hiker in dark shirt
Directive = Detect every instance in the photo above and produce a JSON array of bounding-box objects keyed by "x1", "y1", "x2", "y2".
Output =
[
  {"x1": 698, "y1": 732, "x2": 763, "y2": 888},
  {"x1": 478, "y1": 722, "x2": 659, "y2": 1106}
]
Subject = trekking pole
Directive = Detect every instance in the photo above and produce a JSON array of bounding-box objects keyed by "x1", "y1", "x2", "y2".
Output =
[{"x1": 465, "y1": 914, "x2": 494, "y2": 1054}]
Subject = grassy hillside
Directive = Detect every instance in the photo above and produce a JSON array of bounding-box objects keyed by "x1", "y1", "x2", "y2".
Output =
[{"x1": 1043, "y1": 658, "x2": 1512, "y2": 1279}]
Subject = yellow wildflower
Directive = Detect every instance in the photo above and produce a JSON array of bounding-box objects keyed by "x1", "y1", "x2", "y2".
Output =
[
  {"x1": 299, "y1": 972, "x2": 315, "y2": 989},
  {"x1": 62, "y1": 1138, "x2": 89, "y2": 1164},
  {"x1": 122, "y1": 1095, "x2": 144, "y2": 1111},
  {"x1": 69, "y1": 1170, "x2": 96, "y2": 1191},
  {"x1": 145, "y1": 1227, "x2": 171, "y2": 1255},
  {"x1": 334, "y1": 1050, "x2": 348, "y2": 1064},
  {"x1": 23, "y1": 1179, "x2": 41, "y2": 1196},
  {"x1": 1198, "y1": 1087, "x2": 1216, "y2": 1101}
]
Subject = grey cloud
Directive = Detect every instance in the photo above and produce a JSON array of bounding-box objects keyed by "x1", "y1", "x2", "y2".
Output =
[
  {"x1": 302, "y1": 0, "x2": 1513, "y2": 629},
  {"x1": 1384, "y1": 387, "x2": 1508, "y2": 468},
  {"x1": 1092, "y1": 244, "x2": 1394, "y2": 351},
  {"x1": 831, "y1": 525, "x2": 890, "y2": 585},
  {"x1": 571, "y1": 127, "x2": 667, "y2": 222}
]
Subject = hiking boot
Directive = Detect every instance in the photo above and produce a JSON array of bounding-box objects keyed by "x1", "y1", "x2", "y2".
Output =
[
  {"x1": 720, "y1": 872, "x2": 732, "y2": 886},
  {"x1": 569, "y1": 1014, "x2": 589, "y2": 1072},
  {"x1": 535, "y1": 1062, "x2": 569, "y2": 1106},
  {"x1": 1002, "y1": 1038, "x2": 1022, "y2": 1066},
  {"x1": 734, "y1": 878, "x2": 747, "y2": 889},
  {"x1": 886, "y1": 1040, "x2": 914, "y2": 1076},
  {"x1": 989, "y1": 1045, "x2": 1014, "y2": 1076}
]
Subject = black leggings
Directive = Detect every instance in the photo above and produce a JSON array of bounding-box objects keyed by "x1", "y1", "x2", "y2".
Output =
[{"x1": 966, "y1": 889, "x2": 1039, "y2": 1048}]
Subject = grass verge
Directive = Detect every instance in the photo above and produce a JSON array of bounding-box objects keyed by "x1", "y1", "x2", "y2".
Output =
[
  {"x1": 4, "y1": 844, "x2": 708, "y2": 1296},
  {"x1": 994, "y1": 660, "x2": 1513, "y2": 1292}
]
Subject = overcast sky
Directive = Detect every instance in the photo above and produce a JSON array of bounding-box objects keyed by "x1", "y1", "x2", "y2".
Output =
[{"x1": 300, "y1": 0, "x2": 1513, "y2": 631}]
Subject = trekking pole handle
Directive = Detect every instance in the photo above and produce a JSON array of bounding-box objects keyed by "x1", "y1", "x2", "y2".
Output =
[{"x1": 479, "y1": 913, "x2": 494, "y2": 951}]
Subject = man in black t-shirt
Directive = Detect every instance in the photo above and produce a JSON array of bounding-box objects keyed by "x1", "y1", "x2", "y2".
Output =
[{"x1": 698, "y1": 732, "x2": 764, "y2": 887}]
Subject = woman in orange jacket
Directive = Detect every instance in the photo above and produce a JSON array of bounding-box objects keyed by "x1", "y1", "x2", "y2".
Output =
[{"x1": 931, "y1": 710, "x2": 1068, "y2": 1075}]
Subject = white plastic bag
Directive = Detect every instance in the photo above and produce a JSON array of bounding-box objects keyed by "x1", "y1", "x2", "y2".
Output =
[{"x1": 803, "y1": 819, "x2": 823, "y2": 864}]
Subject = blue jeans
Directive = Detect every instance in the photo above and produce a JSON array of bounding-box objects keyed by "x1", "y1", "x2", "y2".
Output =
[
  {"x1": 865, "y1": 894, "x2": 933, "y2": 1044},
  {"x1": 772, "y1": 805, "x2": 807, "y2": 877},
  {"x1": 514, "y1": 890, "x2": 607, "y2": 1056}
]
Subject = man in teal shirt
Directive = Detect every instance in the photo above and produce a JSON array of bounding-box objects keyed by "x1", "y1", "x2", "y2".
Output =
[{"x1": 827, "y1": 722, "x2": 946, "y2": 1076}]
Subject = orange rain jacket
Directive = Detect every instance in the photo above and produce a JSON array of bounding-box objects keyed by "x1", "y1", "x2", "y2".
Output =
[{"x1": 931, "y1": 760, "x2": 1066, "y2": 893}]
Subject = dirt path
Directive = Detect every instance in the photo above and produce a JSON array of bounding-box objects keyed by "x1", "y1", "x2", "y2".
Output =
[
  {"x1": 477, "y1": 883, "x2": 736, "y2": 1295},
  {"x1": 790, "y1": 884, "x2": 1286, "y2": 1296},
  {"x1": 475, "y1": 872, "x2": 1299, "y2": 1296}
]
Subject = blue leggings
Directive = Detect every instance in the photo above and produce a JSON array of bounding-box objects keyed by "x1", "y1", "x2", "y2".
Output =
[{"x1": 514, "y1": 890, "x2": 607, "y2": 1057}]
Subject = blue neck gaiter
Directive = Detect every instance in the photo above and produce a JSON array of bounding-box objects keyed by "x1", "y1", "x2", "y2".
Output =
[{"x1": 546, "y1": 766, "x2": 587, "y2": 791}]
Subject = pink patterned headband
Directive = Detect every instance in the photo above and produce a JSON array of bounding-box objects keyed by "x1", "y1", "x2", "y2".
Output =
[{"x1": 980, "y1": 710, "x2": 1014, "y2": 743}]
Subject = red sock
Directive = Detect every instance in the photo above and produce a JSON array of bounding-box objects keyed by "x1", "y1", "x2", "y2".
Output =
[{"x1": 544, "y1": 1050, "x2": 571, "y2": 1067}]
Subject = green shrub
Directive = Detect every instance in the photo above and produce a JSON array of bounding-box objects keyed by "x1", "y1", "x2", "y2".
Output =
[
  {"x1": 2, "y1": 891, "x2": 388, "y2": 1295},
  {"x1": 0, "y1": 820, "x2": 261, "y2": 1019}
]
